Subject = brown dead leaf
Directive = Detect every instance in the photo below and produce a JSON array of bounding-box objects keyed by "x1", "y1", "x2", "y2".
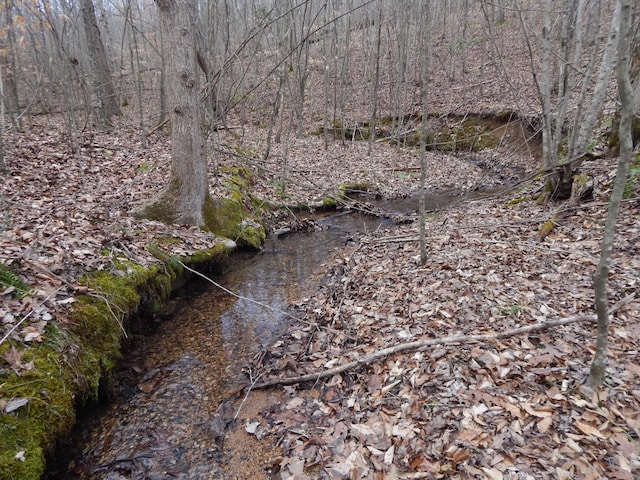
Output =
[
  {"x1": 137, "y1": 378, "x2": 160, "y2": 394},
  {"x1": 522, "y1": 403, "x2": 553, "y2": 418},
  {"x1": 480, "y1": 466, "x2": 504, "y2": 480},
  {"x1": 537, "y1": 416, "x2": 553, "y2": 433},
  {"x1": 575, "y1": 420, "x2": 609, "y2": 439}
]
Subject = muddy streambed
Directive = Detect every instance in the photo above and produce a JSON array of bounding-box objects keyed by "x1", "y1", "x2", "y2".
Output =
[{"x1": 45, "y1": 210, "x2": 399, "y2": 480}]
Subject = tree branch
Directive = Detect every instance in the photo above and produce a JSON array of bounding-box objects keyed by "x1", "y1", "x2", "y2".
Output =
[{"x1": 251, "y1": 294, "x2": 635, "y2": 390}]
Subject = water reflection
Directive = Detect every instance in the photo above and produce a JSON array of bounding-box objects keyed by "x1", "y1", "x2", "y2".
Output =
[{"x1": 217, "y1": 213, "x2": 387, "y2": 368}]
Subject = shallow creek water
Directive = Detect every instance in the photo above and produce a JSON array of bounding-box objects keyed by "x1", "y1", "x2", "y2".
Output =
[
  {"x1": 46, "y1": 210, "x2": 396, "y2": 480},
  {"x1": 46, "y1": 185, "x2": 519, "y2": 479}
]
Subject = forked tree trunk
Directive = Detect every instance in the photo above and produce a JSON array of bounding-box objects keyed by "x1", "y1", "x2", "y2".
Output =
[
  {"x1": 134, "y1": 0, "x2": 209, "y2": 226},
  {"x1": 520, "y1": 0, "x2": 618, "y2": 200},
  {"x1": 80, "y1": 0, "x2": 121, "y2": 125}
]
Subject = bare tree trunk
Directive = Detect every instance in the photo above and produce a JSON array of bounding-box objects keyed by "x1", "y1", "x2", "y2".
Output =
[
  {"x1": 539, "y1": 0, "x2": 557, "y2": 174},
  {"x1": 263, "y1": 69, "x2": 285, "y2": 162},
  {"x1": 322, "y1": 2, "x2": 334, "y2": 151},
  {"x1": 335, "y1": 0, "x2": 352, "y2": 145},
  {"x1": 588, "y1": 0, "x2": 633, "y2": 388},
  {"x1": 274, "y1": 1, "x2": 290, "y2": 146},
  {"x1": 367, "y1": 2, "x2": 383, "y2": 157},
  {"x1": 80, "y1": 0, "x2": 121, "y2": 126},
  {"x1": 496, "y1": 0, "x2": 506, "y2": 24},
  {"x1": 134, "y1": 0, "x2": 208, "y2": 226},
  {"x1": 0, "y1": 64, "x2": 6, "y2": 174},
  {"x1": 391, "y1": 0, "x2": 409, "y2": 142},
  {"x1": 419, "y1": 0, "x2": 432, "y2": 266},
  {"x1": 129, "y1": 0, "x2": 147, "y2": 148},
  {"x1": 158, "y1": 16, "x2": 167, "y2": 123},
  {"x1": 290, "y1": 0, "x2": 312, "y2": 139},
  {"x1": 1, "y1": 0, "x2": 21, "y2": 129},
  {"x1": 569, "y1": 1, "x2": 620, "y2": 162}
]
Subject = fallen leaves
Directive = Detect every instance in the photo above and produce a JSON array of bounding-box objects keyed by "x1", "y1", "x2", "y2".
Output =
[
  {"x1": 0, "y1": 121, "x2": 234, "y2": 353},
  {"x1": 246, "y1": 177, "x2": 640, "y2": 478}
]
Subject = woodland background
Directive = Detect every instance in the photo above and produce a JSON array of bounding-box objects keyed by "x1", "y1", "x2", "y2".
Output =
[{"x1": 1, "y1": 0, "x2": 639, "y2": 479}]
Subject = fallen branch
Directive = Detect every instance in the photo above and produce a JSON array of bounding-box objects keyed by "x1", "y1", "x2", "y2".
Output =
[{"x1": 251, "y1": 294, "x2": 634, "y2": 390}]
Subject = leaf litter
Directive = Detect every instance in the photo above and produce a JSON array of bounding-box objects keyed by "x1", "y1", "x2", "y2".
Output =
[
  {"x1": 244, "y1": 169, "x2": 640, "y2": 479},
  {"x1": 1, "y1": 16, "x2": 639, "y2": 478}
]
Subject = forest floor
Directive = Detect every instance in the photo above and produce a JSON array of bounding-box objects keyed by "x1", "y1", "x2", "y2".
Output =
[
  {"x1": 2, "y1": 14, "x2": 640, "y2": 477},
  {"x1": 1, "y1": 108, "x2": 639, "y2": 479},
  {"x1": 243, "y1": 146, "x2": 640, "y2": 479}
]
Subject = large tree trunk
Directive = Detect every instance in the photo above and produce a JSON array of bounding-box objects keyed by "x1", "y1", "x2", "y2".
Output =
[
  {"x1": 80, "y1": 0, "x2": 121, "y2": 125},
  {"x1": 135, "y1": 0, "x2": 208, "y2": 226}
]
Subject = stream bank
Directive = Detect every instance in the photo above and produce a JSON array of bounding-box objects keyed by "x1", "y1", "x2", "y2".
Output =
[
  {"x1": 0, "y1": 240, "x2": 238, "y2": 480},
  {"x1": 1, "y1": 163, "x2": 267, "y2": 480},
  {"x1": 44, "y1": 210, "x2": 392, "y2": 479}
]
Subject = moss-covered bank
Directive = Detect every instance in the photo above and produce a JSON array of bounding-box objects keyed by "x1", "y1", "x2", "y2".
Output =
[
  {"x1": 133, "y1": 167, "x2": 266, "y2": 250},
  {"x1": 0, "y1": 243, "x2": 233, "y2": 480}
]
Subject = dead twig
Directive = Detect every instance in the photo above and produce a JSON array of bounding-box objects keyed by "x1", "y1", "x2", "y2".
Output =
[
  {"x1": 0, "y1": 286, "x2": 65, "y2": 346},
  {"x1": 250, "y1": 294, "x2": 634, "y2": 390}
]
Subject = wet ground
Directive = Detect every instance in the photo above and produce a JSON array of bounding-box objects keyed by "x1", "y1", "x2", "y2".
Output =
[{"x1": 45, "y1": 211, "x2": 389, "y2": 480}]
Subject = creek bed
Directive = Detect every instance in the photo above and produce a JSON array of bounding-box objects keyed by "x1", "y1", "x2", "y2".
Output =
[
  {"x1": 44, "y1": 184, "x2": 519, "y2": 479},
  {"x1": 45, "y1": 211, "x2": 391, "y2": 479}
]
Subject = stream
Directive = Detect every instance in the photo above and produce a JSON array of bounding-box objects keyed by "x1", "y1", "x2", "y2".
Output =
[
  {"x1": 41, "y1": 113, "x2": 540, "y2": 479},
  {"x1": 44, "y1": 183, "x2": 531, "y2": 480},
  {"x1": 45, "y1": 188, "x2": 512, "y2": 479},
  {"x1": 45, "y1": 209, "x2": 397, "y2": 480}
]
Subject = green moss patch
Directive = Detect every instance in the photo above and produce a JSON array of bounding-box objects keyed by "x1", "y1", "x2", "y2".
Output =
[
  {"x1": 624, "y1": 154, "x2": 640, "y2": 199},
  {"x1": 608, "y1": 112, "x2": 640, "y2": 152},
  {"x1": 504, "y1": 197, "x2": 526, "y2": 206},
  {"x1": 321, "y1": 196, "x2": 338, "y2": 209},
  {"x1": 431, "y1": 117, "x2": 497, "y2": 152},
  {"x1": 0, "y1": 244, "x2": 233, "y2": 480},
  {"x1": 203, "y1": 196, "x2": 265, "y2": 249},
  {"x1": 0, "y1": 263, "x2": 31, "y2": 297},
  {"x1": 201, "y1": 167, "x2": 266, "y2": 249},
  {"x1": 0, "y1": 414, "x2": 46, "y2": 480},
  {"x1": 312, "y1": 113, "x2": 502, "y2": 152},
  {"x1": 0, "y1": 322, "x2": 75, "y2": 480},
  {"x1": 339, "y1": 181, "x2": 374, "y2": 196}
]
